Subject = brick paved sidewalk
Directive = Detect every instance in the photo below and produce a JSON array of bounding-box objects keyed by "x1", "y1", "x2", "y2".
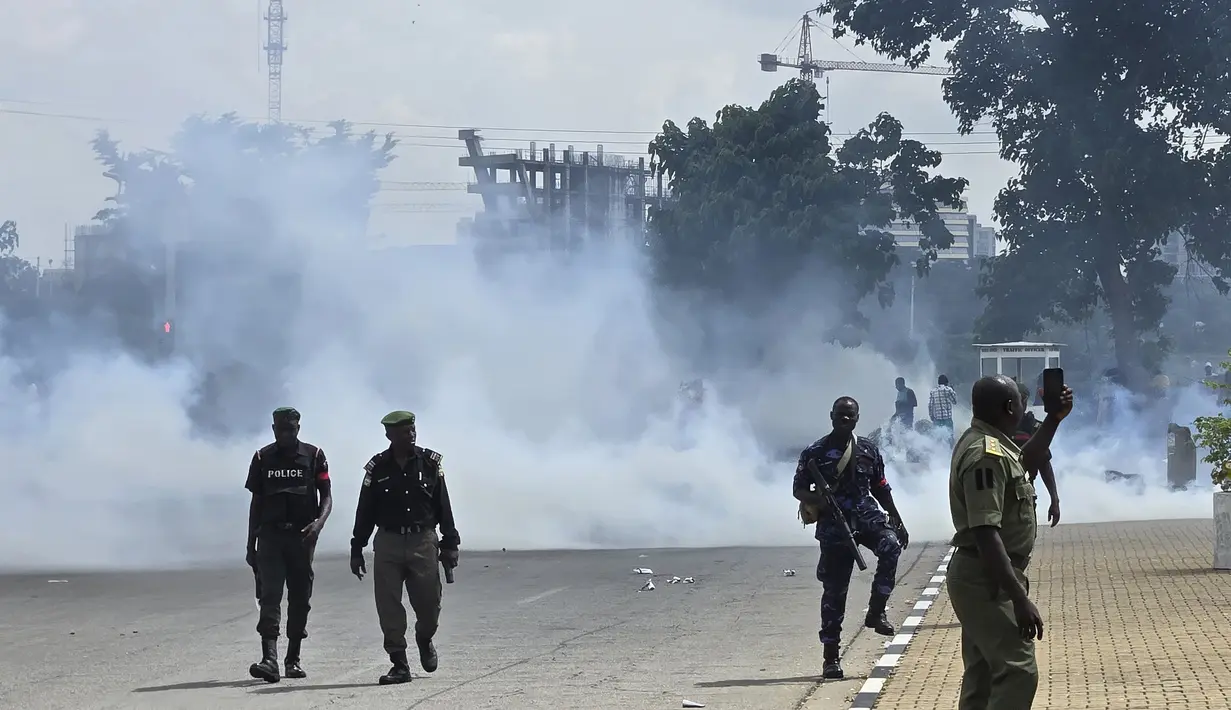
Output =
[{"x1": 876, "y1": 519, "x2": 1231, "y2": 710}]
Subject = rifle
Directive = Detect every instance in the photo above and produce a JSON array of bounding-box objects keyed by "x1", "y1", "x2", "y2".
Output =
[{"x1": 805, "y1": 458, "x2": 868, "y2": 571}]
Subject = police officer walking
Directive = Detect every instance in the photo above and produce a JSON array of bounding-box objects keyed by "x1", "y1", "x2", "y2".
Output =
[
  {"x1": 793, "y1": 397, "x2": 909, "y2": 680},
  {"x1": 245, "y1": 407, "x2": 333, "y2": 683},
  {"x1": 350, "y1": 411, "x2": 461, "y2": 685},
  {"x1": 947, "y1": 376, "x2": 1071, "y2": 710}
]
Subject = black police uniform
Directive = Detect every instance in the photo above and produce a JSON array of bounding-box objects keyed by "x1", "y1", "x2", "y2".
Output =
[
  {"x1": 245, "y1": 439, "x2": 328, "y2": 679},
  {"x1": 351, "y1": 412, "x2": 461, "y2": 685}
]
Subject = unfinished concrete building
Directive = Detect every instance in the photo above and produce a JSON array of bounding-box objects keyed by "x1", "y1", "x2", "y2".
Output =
[{"x1": 457, "y1": 129, "x2": 666, "y2": 253}]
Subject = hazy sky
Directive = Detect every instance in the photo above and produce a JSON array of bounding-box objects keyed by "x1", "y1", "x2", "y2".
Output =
[{"x1": 0, "y1": 0, "x2": 1015, "y2": 263}]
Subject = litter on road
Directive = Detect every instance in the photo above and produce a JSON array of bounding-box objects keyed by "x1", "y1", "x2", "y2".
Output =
[
  {"x1": 782, "y1": 569, "x2": 796, "y2": 577},
  {"x1": 682, "y1": 700, "x2": 706, "y2": 708},
  {"x1": 639, "y1": 579, "x2": 656, "y2": 592},
  {"x1": 633, "y1": 568, "x2": 654, "y2": 575},
  {"x1": 682, "y1": 577, "x2": 695, "y2": 584}
]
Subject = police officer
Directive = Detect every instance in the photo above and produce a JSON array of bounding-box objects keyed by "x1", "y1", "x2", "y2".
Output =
[
  {"x1": 793, "y1": 396, "x2": 909, "y2": 680},
  {"x1": 947, "y1": 376, "x2": 1071, "y2": 710},
  {"x1": 244, "y1": 407, "x2": 332, "y2": 683},
  {"x1": 350, "y1": 411, "x2": 461, "y2": 685}
]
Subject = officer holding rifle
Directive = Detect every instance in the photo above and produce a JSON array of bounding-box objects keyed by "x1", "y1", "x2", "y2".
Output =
[{"x1": 793, "y1": 396, "x2": 909, "y2": 681}]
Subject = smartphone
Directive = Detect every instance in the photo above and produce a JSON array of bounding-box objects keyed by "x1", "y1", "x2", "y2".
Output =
[{"x1": 1042, "y1": 368, "x2": 1064, "y2": 414}]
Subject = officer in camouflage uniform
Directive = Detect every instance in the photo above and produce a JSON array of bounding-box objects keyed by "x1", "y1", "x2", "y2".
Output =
[
  {"x1": 947, "y1": 376, "x2": 1071, "y2": 710},
  {"x1": 793, "y1": 397, "x2": 910, "y2": 680},
  {"x1": 244, "y1": 407, "x2": 332, "y2": 683},
  {"x1": 350, "y1": 411, "x2": 461, "y2": 685}
]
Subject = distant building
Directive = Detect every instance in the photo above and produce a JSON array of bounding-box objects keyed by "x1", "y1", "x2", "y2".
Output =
[
  {"x1": 972, "y1": 223, "x2": 998, "y2": 259},
  {"x1": 886, "y1": 201, "x2": 975, "y2": 262},
  {"x1": 456, "y1": 129, "x2": 666, "y2": 255},
  {"x1": 1161, "y1": 231, "x2": 1193, "y2": 273}
]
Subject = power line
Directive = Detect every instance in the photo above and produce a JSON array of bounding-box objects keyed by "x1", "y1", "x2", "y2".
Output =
[{"x1": 2, "y1": 105, "x2": 1225, "y2": 154}]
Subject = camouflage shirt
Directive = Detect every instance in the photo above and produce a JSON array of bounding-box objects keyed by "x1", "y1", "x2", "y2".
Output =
[{"x1": 794, "y1": 434, "x2": 892, "y2": 545}]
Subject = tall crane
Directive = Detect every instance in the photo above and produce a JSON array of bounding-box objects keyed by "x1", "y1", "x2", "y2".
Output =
[
  {"x1": 759, "y1": 10, "x2": 950, "y2": 82},
  {"x1": 264, "y1": 0, "x2": 287, "y2": 122}
]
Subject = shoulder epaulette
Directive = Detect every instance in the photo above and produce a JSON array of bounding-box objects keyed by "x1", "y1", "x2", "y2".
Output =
[
  {"x1": 363, "y1": 451, "x2": 385, "y2": 473},
  {"x1": 422, "y1": 447, "x2": 442, "y2": 464},
  {"x1": 983, "y1": 436, "x2": 1006, "y2": 458}
]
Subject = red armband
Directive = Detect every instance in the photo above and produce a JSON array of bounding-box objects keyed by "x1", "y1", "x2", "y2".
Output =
[{"x1": 317, "y1": 469, "x2": 330, "y2": 481}]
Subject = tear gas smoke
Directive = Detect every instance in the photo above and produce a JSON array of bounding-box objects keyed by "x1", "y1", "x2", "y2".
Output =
[{"x1": 0, "y1": 132, "x2": 1214, "y2": 571}]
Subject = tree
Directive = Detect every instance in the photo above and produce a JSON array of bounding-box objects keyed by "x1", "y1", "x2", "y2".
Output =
[
  {"x1": 1194, "y1": 350, "x2": 1231, "y2": 491},
  {"x1": 84, "y1": 114, "x2": 396, "y2": 365},
  {"x1": 821, "y1": 0, "x2": 1231, "y2": 389},
  {"x1": 0, "y1": 220, "x2": 38, "y2": 311},
  {"x1": 647, "y1": 79, "x2": 967, "y2": 328}
]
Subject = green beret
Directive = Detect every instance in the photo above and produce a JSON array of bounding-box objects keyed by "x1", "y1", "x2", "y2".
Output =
[
  {"x1": 272, "y1": 407, "x2": 301, "y2": 423},
  {"x1": 381, "y1": 410, "x2": 416, "y2": 427}
]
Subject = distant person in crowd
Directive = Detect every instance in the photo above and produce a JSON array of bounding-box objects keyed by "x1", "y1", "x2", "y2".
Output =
[
  {"x1": 928, "y1": 375, "x2": 958, "y2": 446},
  {"x1": 1012, "y1": 382, "x2": 1061, "y2": 528},
  {"x1": 892, "y1": 377, "x2": 917, "y2": 430}
]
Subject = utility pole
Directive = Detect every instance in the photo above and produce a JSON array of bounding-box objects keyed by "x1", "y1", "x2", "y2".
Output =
[{"x1": 264, "y1": 0, "x2": 287, "y2": 122}]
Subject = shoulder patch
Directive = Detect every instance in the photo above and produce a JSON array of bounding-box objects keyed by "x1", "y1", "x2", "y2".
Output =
[
  {"x1": 983, "y1": 436, "x2": 1005, "y2": 457},
  {"x1": 362, "y1": 472, "x2": 372, "y2": 487},
  {"x1": 364, "y1": 455, "x2": 379, "y2": 473},
  {"x1": 423, "y1": 448, "x2": 442, "y2": 463}
]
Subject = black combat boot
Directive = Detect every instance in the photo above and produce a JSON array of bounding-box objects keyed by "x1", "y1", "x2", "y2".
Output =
[
  {"x1": 822, "y1": 642, "x2": 844, "y2": 680},
  {"x1": 379, "y1": 651, "x2": 412, "y2": 685},
  {"x1": 416, "y1": 637, "x2": 438, "y2": 673},
  {"x1": 249, "y1": 638, "x2": 281, "y2": 683},
  {"x1": 284, "y1": 638, "x2": 306, "y2": 679},
  {"x1": 865, "y1": 594, "x2": 895, "y2": 636}
]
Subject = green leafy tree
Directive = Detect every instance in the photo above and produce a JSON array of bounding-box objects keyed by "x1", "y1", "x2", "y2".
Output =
[
  {"x1": 820, "y1": 0, "x2": 1231, "y2": 389},
  {"x1": 647, "y1": 79, "x2": 967, "y2": 327},
  {"x1": 1194, "y1": 351, "x2": 1231, "y2": 491},
  {"x1": 0, "y1": 220, "x2": 39, "y2": 309},
  {"x1": 85, "y1": 114, "x2": 396, "y2": 361}
]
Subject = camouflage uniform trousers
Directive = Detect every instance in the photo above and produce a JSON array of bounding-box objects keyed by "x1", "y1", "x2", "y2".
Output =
[
  {"x1": 372, "y1": 528, "x2": 443, "y2": 654},
  {"x1": 816, "y1": 525, "x2": 901, "y2": 645}
]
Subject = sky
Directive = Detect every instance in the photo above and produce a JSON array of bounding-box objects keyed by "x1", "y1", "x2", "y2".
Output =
[{"x1": 0, "y1": 0, "x2": 1016, "y2": 264}]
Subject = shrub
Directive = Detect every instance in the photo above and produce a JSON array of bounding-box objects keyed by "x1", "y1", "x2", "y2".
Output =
[{"x1": 1193, "y1": 350, "x2": 1231, "y2": 492}]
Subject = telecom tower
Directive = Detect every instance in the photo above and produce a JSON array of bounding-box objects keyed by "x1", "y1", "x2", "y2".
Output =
[{"x1": 264, "y1": 0, "x2": 287, "y2": 122}]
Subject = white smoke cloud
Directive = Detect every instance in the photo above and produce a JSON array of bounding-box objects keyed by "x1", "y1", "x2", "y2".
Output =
[{"x1": 0, "y1": 127, "x2": 1215, "y2": 571}]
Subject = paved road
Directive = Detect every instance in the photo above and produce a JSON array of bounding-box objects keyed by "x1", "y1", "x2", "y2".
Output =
[{"x1": 0, "y1": 543, "x2": 942, "y2": 710}]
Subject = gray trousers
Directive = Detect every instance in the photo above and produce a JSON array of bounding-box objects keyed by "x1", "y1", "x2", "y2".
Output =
[{"x1": 373, "y1": 528, "x2": 442, "y2": 655}]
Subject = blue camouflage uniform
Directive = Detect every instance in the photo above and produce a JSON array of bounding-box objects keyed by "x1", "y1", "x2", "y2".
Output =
[{"x1": 795, "y1": 434, "x2": 901, "y2": 645}]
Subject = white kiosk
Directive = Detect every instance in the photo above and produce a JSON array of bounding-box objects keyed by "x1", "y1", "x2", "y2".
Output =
[{"x1": 974, "y1": 341, "x2": 1063, "y2": 415}]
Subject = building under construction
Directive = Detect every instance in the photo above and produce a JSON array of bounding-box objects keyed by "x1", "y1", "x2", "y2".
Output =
[{"x1": 456, "y1": 129, "x2": 666, "y2": 253}]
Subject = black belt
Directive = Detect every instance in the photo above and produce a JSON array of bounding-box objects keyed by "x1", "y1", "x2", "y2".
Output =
[
  {"x1": 955, "y1": 546, "x2": 1031, "y2": 570},
  {"x1": 261, "y1": 522, "x2": 306, "y2": 532},
  {"x1": 380, "y1": 524, "x2": 431, "y2": 535}
]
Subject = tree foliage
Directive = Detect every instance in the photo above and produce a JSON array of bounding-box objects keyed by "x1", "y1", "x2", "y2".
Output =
[
  {"x1": 821, "y1": 0, "x2": 1231, "y2": 388},
  {"x1": 1194, "y1": 351, "x2": 1231, "y2": 491},
  {"x1": 92, "y1": 114, "x2": 397, "y2": 247},
  {"x1": 0, "y1": 220, "x2": 38, "y2": 312},
  {"x1": 647, "y1": 79, "x2": 967, "y2": 326},
  {"x1": 83, "y1": 114, "x2": 396, "y2": 362}
]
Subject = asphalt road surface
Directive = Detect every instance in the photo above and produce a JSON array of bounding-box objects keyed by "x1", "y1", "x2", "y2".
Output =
[{"x1": 0, "y1": 542, "x2": 941, "y2": 710}]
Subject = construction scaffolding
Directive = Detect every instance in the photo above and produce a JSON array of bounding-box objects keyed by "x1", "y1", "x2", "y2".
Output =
[{"x1": 457, "y1": 129, "x2": 667, "y2": 253}]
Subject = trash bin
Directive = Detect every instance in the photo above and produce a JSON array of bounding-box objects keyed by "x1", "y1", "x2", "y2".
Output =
[{"x1": 1167, "y1": 423, "x2": 1198, "y2": 490}]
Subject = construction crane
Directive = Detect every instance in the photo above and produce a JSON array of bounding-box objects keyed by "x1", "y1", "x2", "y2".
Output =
[
  {"x1": 264, "y1": 0, "x2": 287, "y2": 121},
  {"x1": 759, "y1": 10, "x2": 950, "y2": 82}
]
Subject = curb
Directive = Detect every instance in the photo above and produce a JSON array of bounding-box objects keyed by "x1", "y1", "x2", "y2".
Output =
[{"x1": 848, "y1": 546, "x2": 955, "y2": 710}]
